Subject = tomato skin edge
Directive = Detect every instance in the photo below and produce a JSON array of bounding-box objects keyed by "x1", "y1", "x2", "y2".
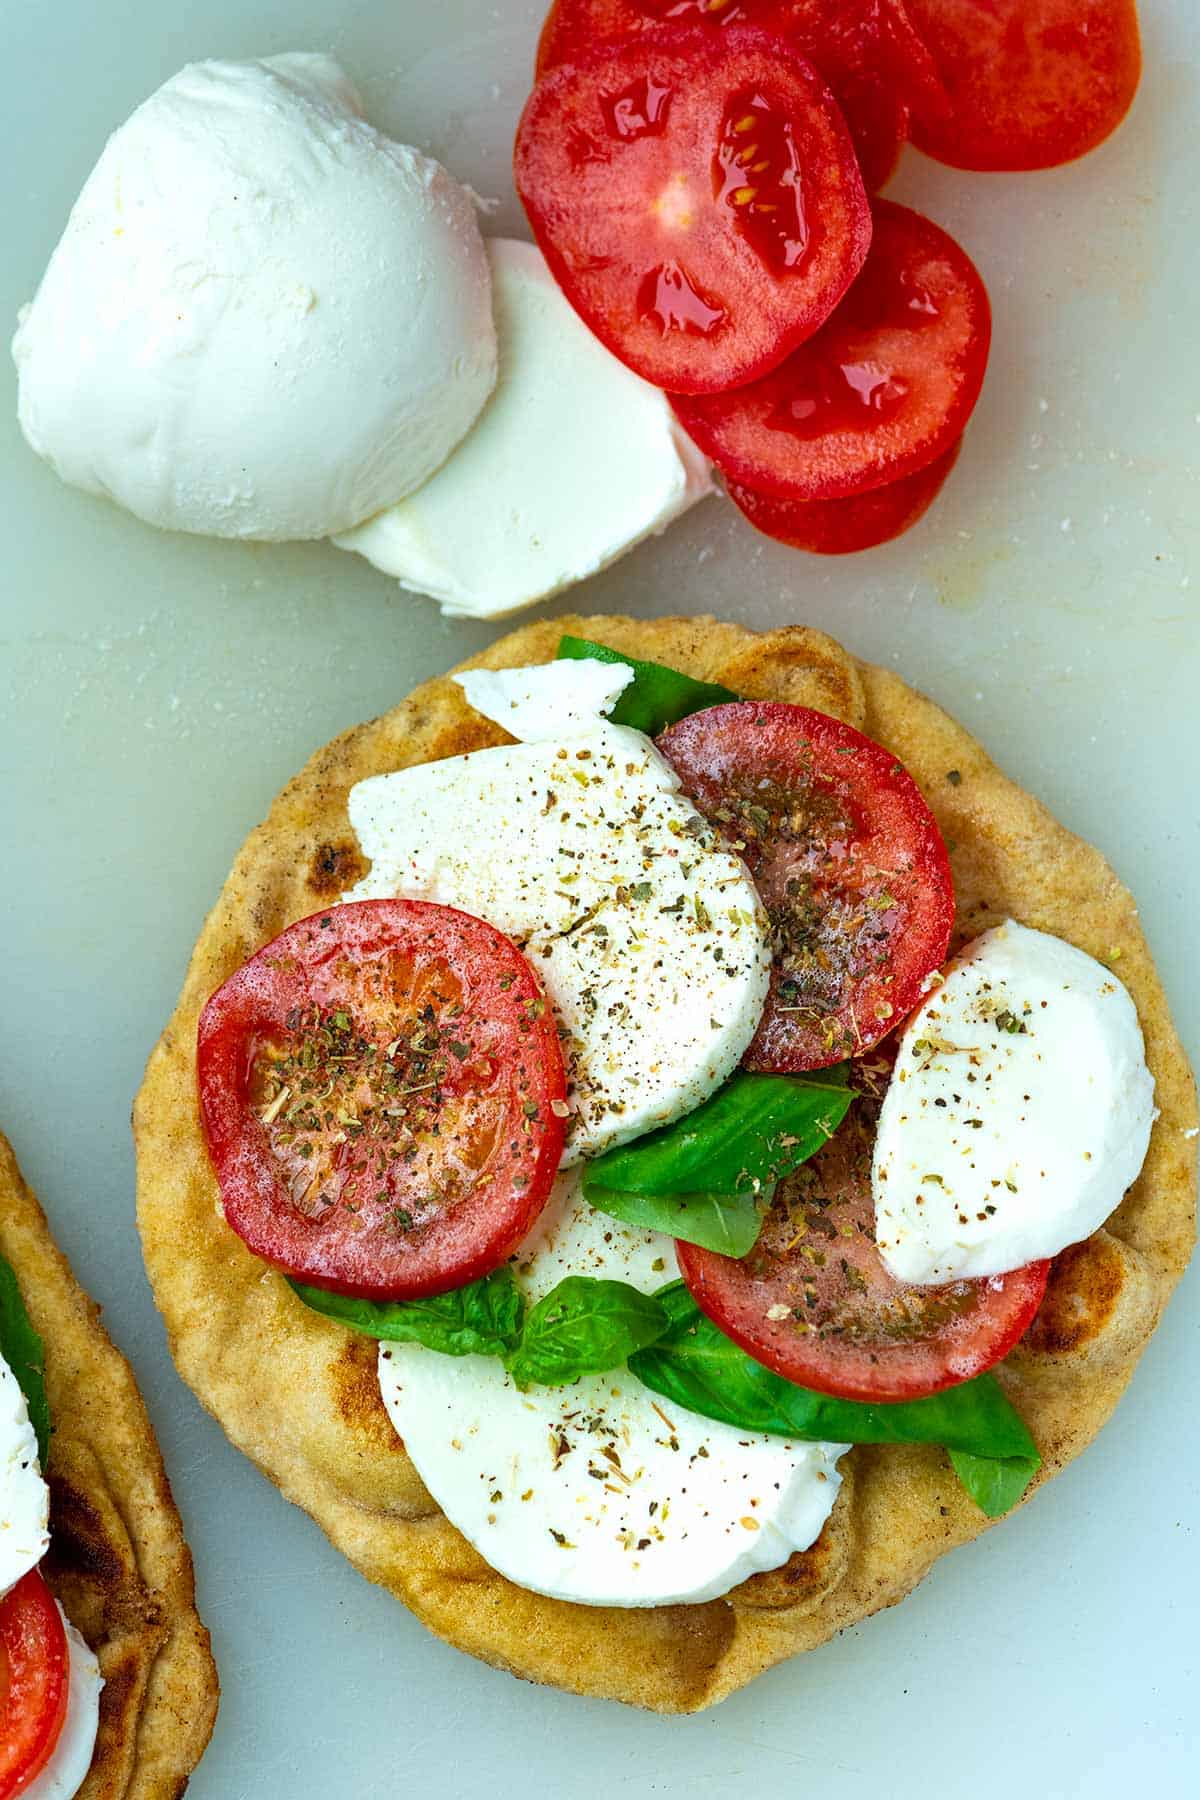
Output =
[
  {"x1": 669, "y1": 201, "x2": 991, "y2": 504},
  {"x1": 677, "y1": 1239, "x2": 1051, "y2": 1402},
  {"x1": 658, "y1": 701, "x2": 956, "y2": 1074},
  {"x1": 726, "y1": 436, "x2": 962, "y2": 555},
  {"x1": 197, "y1": 900, "x2": 567, "y2": 1302}
]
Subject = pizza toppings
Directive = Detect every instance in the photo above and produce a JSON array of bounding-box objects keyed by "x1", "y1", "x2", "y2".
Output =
[
  {"x1": 657, "y1": 701, "x2": 955, "y2": 1071},
  {"x1": 513, "y1": 26, "x2": 872, "y2": 392},
  {"x1": 872, "y1": 921, "x2": 1157, "y2": 1282},
  {"x1": 676, "y1": 1071, "x2": 1049, "y2": 1401},
  {"x1": 345, "y1": 676, "x2": 771, "y2": 1162},
  {"x1": 0, "y1": 1346, "x2": 50, "y2": 1604},
  {"x1": 197, "y1": 900, "x2": 568, "y2": 1299},
  {"x1": 0, "y1": 1571, "x2": 69, "y2": 1800},
  {"x1": 670, "y1": 202, "x2": 989, "y2": 501},
  {"x1": 374, "y1": 1170, "x2": 847, "y2": 1607},
  {"x1": 201, "y1": 644, "x2": 1158, "y2": 1548}
]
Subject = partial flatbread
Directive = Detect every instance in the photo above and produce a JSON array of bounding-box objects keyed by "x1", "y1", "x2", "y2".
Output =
[
  {"x1": 0, "y1": 1135, "x2": 218, "y2": 1794},
  {"x1": 134, "y1": 614, "x2": 1196, "y2": 1712}
]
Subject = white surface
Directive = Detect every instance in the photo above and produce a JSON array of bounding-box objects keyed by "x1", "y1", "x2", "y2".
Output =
[
  {"x1": 345, "y1": 719, "x2": 770, "y2": 1158},
  {"x1": 874, "y1": 921, "x2": 1157, "y2": 1283},
  {"x1": 13, "y1": 52, "x2": 496, "y2": 539},
  {"x1": 0, "y1": 2, "x2": 1195, "y2": 1797},
  {"x1": 379, "y1": 1170, "x2": 845, "y2": 1608},
  {"x1": 27, "y1": 1612, "x2": 103, "y2": 1800},
  {"x1": 336, "y1": 237, "x2": 712, "y2": 616}
]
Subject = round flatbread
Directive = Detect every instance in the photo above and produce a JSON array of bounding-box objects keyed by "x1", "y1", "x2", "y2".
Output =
[
  {"x1": 0, "y1": 1134, "x2": 217, "y2": 1795},
  {"x1": 134, "y1": 615, "x2": 1197, "y2": 1712}
]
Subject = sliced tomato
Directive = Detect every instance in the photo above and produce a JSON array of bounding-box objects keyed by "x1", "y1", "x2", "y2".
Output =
[
  {"x1": 534, "y1": 0, "x2": 917, "y2": 191},
  {"x1": 676, "y1": 1079, "x2": 1049, "y2": 1401},
  {"x1": 728, "y1": 435, "x2": 960, "y2": 553},
  {"x1": 197, "y1": 900, "x2": 567, "y2": 1300},
  {"x1": 871, "y1": 0, "x2": 951, "y2": 118},
  {"x1": 0, "y1": 1571, "x2": 70, "y2": 1800},
  {"x1": 671, "y1": 200, "x2": 989, "y2": 500},
  {"x1": 514, "y1": 25, "x2": 872, "y2": 393},
  {"x1": 657, "y1": 702, "x2": 954, "y2": 1070},
  {"x1": 905, "y1": 0, "x2": 1141, "y2": 171}
]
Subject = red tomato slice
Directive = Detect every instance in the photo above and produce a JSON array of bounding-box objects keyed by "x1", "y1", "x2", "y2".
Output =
[
  {"x1": 671, "y1": 200, "x2": 989, "y2": 500},
  {"x1": 514, "y1": 25, "x2": 872, "y2": 393},
  {"x1": 727, "y1": 435, "x2": 960, "y2": 553},
  {"x1": 0, "y1": 1571, "x2": 70, "y2": 1800},
  {"x1": 197, "y1": 900, "x2": 567, "y2": 1300},
  {"x1": 657, "y1": 702, "x2": 954, "y2": 1070},
  {"x1": 905, "y1": 0, "x2": 1141, "y2": 171},
  {"x1": 534, "y1": 0, "x2": 914, "y2": 191},
  {"x1": 677, "y1": 1076, "x2": 1049, "y2": 1401}
]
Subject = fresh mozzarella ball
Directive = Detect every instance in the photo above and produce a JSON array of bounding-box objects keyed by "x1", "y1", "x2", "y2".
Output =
[
  {"x1": 0, "y1": 1351, "x2": 50, "y2": 1599},
  {"x1": 873, "y1": 920, "x2": 1156, "y2": 1283},
  {"x1": 377, "y1": 1171, "x2": 846, "y2": 1608},
  {"x1": 12, "y1": 54, "x2": 496, "y2": 540},
  {"x1": 336, "y1": 239, "x2": 713, "y2": 616}
]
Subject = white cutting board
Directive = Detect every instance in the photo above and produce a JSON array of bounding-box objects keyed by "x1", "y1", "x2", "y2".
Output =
[{"x1": 1, "y1": 3, "x2": 1196, "y2": 1795}]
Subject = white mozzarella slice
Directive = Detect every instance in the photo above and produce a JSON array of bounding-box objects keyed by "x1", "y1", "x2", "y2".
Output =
[
  {"x1": 25, "y1": 1611, "x2": 103, "y2": 1800},
  {"x1": 345, "y1": 721, "x2": 770, "y2": 1162},
  {"x1": 334, "y1": 239, "x2": 714, "y2": 618},
  {"x1": 0, "y1": 1350, "x2": 50, "y2": 1599},
  {"x1": 377, "y1": 1172, "x2": 846, "y2": 1608},
  {"x1": 454, "y1": 659, "x2": 633, "y2": 742},
  {"x1": 873, "y1": 920, "x2": 1157, "y2": 1284}
]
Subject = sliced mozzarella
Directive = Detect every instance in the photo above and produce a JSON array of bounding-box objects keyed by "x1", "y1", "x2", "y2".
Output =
[
  {"x1": 1, "y1": 1349, "x2": 50, "y2": 1599},
  {"x1": 873, "y1": 921, "x2": 1156, "y2": 1284},
  {"x1": 377, "y1": 1172, "x2": 845, "y2": 1608},
  {"x1": 25, "y1": 1611, "x2": 103, "y2": 1800},
  {"x1": 345, "y1": 721, "x2": 771, "y2": 1161},
  {"x1": 334, "y1": 239, "x2": 714, "y2": 618},
  {"x1": 454, "y1": 659, "x2": 633, "y2": 741}
]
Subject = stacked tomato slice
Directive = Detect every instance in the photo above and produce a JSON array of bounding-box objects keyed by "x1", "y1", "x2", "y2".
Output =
[
  {"x1": 657, "y1": 698, "x2": 1048, "y2": 1402},
  {"x1": 517, "y1": 0, "x2": 1141, "y2": 555}
]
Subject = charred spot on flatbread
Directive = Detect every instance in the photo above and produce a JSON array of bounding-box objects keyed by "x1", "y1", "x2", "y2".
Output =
[
  {"x1": 306, "y1": 838, "x2": 368, "y2": 896},
  {"x1": 330, "y1": 1335, "x2": 406, "y2": 1452}
]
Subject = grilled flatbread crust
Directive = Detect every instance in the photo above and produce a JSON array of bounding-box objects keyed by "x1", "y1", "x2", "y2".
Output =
[
  {"x1": 0, "y1": 1135, "x2": 217, "y2": 1794},
  {"x1": 134, "y1": 615, "x2": 1196, "y2": 1711}
]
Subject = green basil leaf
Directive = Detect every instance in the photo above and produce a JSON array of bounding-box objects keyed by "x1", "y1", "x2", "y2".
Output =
[
  {"x1": 629, "y1": 1284, "x2": 1040, "y2": 1513},
  {"x1": 289, "y1": 1267, "x2": 525, "y2": 1360},
  {"x1": 506, "y1": 1277, "x2": 669, "y2": 1391},
  {"x1": 0, "y1": 1251, "x2": 50, "y2": 1467},
  {"x1": 584, "y1": 1181, "x2": 764, "y2": 1258},
  {"x1": 557, "y1": 635, "x2": 737, "y2": 736},
  {"x1": 948, "y1": 1449, "x2": 1041, "y2": 1519},
  {"x1": 585, "y1": 1067, "x2": 854, "y2": 1200}
]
